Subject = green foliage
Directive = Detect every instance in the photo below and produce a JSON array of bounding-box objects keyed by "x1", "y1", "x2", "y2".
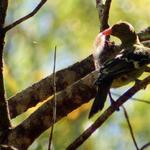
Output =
[{"x1": 4, "y1": 0, "x2": 150, "y2": 149}]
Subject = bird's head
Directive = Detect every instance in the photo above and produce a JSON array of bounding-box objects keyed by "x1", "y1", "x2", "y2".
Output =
[{"x1": 101, "y1": 21, "x2": 139, "y2": 46}]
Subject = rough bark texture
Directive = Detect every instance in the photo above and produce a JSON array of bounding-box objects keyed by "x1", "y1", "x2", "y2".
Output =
[
  {"x1": 8, "y1": 55, "x2": 94, "y2": 118},
  {"x1": 6, "y1": 71, "x2": 98, "y2": 149}
]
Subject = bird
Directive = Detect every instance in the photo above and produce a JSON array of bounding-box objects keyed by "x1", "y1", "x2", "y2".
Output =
[
  {"x1": 93, "y1": 29, "x2": 121, "y2": 71},
  {"x1": 89, "y1": 21, "x2": 150, "y2": 118}
]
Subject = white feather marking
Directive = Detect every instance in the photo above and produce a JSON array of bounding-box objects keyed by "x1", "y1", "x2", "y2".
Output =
[{"x1": 93, "y1": 33, "x2": 106, "y2": 70}]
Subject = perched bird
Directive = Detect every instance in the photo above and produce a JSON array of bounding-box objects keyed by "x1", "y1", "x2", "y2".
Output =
[
  {"x1": 89, "y1": 21, "x2": 150, "y2": 118},
  {"x1": 93, "y1": 30, "x2": 120, "y2": 71}
]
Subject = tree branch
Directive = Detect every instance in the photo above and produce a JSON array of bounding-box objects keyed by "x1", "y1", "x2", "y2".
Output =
[
  {"x1": 112, "y1": 92, "x2": 150, "y2": 105},
  {"x1": 140, "y1": 142, "x2": 150, "y2": 150},
  {"x1": 3, "y1": 0, "x2": 47, "y2": 32},
  {"x1": 66, "y1": 75, "x2": 150, "y2": 150},
  {"x1": 6, "y1": 73, "x2": 150, "y2": 149},
  {"x1": 122, "y1": 106, "x2": 139, "y2": 150},
  {"x1": 8, "y1": 55, "x2": 94, "y2": 118},
  {"x1": 101, "y1": 0, "x2": 112, "y2": 31},
  {"x1": 0, "y1": 0, "x2": 11, "y2": 133},
  {"x1": 7, "y1": 71, "x2": 98, "y2": 149},
  {"x1": 96, "y1": 0, "x2": 112, "y2": 31},
  {"x1": 8, "y1": 29, "x2": 150, "y2": 118},
  {"x1": 96, "y1": 0, "x2": 104, "y2": 29}
]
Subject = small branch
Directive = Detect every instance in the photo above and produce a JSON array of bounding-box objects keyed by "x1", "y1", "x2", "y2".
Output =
[
  {"x1": 140, "y1": 142, "x2": 150, "y2": 150},
  {"x1": 4, "y1": 0, "x2": 47, "y2": 32},
  {"x1": 122, "y1": 106, "x2": 139, "y2": 150},
  {"x1": 48, "y1": 46, "x2": 57, "y2": 150},
  {"x1": 66, "y1": 75, "x2": 150, "y2": 150},
  {"x1": 112, "y1": 92, "x2": 150, "y2": 105}
]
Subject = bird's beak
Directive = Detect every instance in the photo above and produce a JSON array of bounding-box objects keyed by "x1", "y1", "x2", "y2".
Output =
[{"x1": 101, "y1": 27, "x2": 112, "y2": 36}]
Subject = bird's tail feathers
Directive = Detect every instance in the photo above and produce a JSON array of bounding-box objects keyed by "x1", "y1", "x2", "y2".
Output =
[{"x1": 89, "y1": 80, "x2": 112, "y2": 118}]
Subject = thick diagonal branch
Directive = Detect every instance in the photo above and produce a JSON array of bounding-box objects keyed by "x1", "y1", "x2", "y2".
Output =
[
  {"x1": 7, "y1": 71, "x2": 98, "y2": 150},
  {"x1": 8, "y1": 55, "x2": 94, "y2": 118},
  {"x1": 7, "y1": 73, "x2": 150, "y2": 149}
]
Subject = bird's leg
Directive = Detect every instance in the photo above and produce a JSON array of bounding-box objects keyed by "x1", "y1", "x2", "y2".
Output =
[
  {"x1": 108, "y1": 91, "x2": 120, "y2": 111},
  {"x1": 135, "y1": 79, "x2": 147, "y2": 89}
]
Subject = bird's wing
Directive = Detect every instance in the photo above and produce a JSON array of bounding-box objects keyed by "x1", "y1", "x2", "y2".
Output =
[{"x1": 96, "y1": 46, "x2": 150, "y2": 84}]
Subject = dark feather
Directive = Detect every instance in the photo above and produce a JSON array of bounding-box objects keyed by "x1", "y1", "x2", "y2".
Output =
[{"x1": 89, "y1": 79, "x2": 112, "y2": 118}]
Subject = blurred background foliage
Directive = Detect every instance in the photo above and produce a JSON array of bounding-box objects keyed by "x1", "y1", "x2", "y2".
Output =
[{"x1": 4, "y1": 0, "x2": 150, "y2": 149}]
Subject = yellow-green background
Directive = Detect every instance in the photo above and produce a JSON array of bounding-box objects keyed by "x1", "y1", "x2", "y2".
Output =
[{"x1": 5, "y1": 0, "x2": 150, "y2": 149}]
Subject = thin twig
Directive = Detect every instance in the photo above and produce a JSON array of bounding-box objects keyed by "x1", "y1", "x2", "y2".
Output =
[
  {"x1": 4, "y1": 0, "x2": 47, "y2": 32},
  {"x1": 48, "y1": 46, "x2": 57, "y2": 150},
  {"x1": 122, "y1": 106, "x2": 139, "y2": 150},
  {"x1": 66, "y1": 75, "x2": 150, "y2": 150},
  {"x1": 112, "y1": 92, "x2": 150, "y2": 105},
  {"x1": 140, "y1": 142, "x2": 150, "y2": 150}
]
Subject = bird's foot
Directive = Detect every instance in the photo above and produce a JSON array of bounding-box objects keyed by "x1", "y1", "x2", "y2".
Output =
[
  {"x1": 135, "y1": 79, "x2": 147, "y2": 89},
  {"x1": 108, "y1": 92, "x2": 120, "y2": 111}
]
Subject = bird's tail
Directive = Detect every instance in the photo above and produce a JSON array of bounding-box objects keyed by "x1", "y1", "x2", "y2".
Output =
[{"x1": 89, "y1": 80, "x2": 112, "y2": 118}]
